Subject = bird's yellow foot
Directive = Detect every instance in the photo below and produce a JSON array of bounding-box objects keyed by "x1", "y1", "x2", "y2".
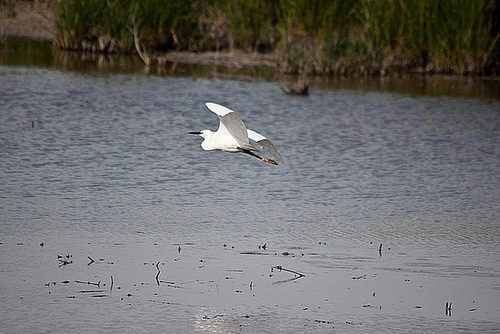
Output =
[{"x1": 262, "y1": 158, "x2": 278, "y2": 165}]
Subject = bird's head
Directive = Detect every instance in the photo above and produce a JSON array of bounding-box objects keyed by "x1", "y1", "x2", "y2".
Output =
[{"x1": 189, "y1": 130, "x2": 213, "y2": 139}]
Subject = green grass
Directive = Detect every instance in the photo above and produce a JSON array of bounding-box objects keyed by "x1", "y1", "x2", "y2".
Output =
[
  {"x1": 55, "y1": 0, "x2": 196, "y2": 52},
  {"x1": 379, "y1": 0, "x2": 499, "y2": 74},
  {"x1": 53, "y1": 0, "x2": 500, "y2": 75}
]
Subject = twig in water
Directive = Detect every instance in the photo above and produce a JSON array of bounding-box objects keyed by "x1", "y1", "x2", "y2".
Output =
[
  {"x1": 271, "y1": 266, "x2": 305, "y2": 278},
  {"x1": 58, "y1": 254, "x2": 73, "y2": 267},
  {"x1": 159, "y1": 281, "x2": 181, "y2": 289},
  {"x1": 352, "y1": 274, "x2": 367, "y2": 280},
  {"x1": 155, "y1": 261, "x2": 161, "y2": 285},
  {"x1": 296, "y1": 247, "x2": 304, "y2": 257},
  {"x1": 76, "y1": 280, "x2": 101, "y2": 287},
  {"x1": 153, "y1": 262, "x2": 179, "y2": 287},
  {"x1": 216, "y1": 278, "x2": 220, "y2": 293},
  {"x1": 445, "y1": 302, "x2": 452, "y2": 316}
]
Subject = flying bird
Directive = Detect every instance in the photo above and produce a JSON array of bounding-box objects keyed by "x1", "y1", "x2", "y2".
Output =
[{"x1": 189, "y1": 102, "x2": 283, "y2": 165}]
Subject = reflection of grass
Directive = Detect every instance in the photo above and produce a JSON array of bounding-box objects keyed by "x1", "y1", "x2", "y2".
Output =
[{"x1": 54, "y1": 0, "x2": 500, "y2": 75}]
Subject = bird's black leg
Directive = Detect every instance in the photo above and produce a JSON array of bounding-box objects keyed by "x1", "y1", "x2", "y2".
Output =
[{"x1": 242, "y1": 149, "x2": 278, "y2": 165}]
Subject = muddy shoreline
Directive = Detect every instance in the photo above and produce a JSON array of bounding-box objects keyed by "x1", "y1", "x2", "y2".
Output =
[{"x1": 0, "y1": 1, "x2": 55, "y2": 41}]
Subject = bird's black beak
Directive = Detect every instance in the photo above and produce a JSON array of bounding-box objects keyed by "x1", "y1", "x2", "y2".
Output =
[{"x1": 189, "y1": 131, "x2": 202, "y2": 135}]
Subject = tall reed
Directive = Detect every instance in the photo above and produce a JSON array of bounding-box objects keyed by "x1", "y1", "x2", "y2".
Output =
[
  {"x1": 54, "y1": 0, "x2": 499, "y2": 74},
  {"x1": 55, "y1": 0, "x2": 196, "y2": 52},
  {"x1": 276, "y1": 0, "x2": 361, "y2": 73},
  {"x1": 358, "y1": 0, "x2": 499, "y2": 74}
]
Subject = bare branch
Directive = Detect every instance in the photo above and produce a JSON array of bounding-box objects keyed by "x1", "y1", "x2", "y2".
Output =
[
  {"x1": 271, "y1": 265, "x2": 305, "y2": 278},
  {"x1": 76, "y1": 280, "x2": 101, "y2": 287},
  {"x1": 129, "y1": 16, "x2": 151, "y2": 66},
  {"x1": 155, "y1": 261, "x2": 161, "y2": 285}
]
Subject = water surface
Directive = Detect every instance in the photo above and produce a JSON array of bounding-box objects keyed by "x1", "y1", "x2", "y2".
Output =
[{"x1": 1, "y1": 53, "x2": 500, "y2": 333}]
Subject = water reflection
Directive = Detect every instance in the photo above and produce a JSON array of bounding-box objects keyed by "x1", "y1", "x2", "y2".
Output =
[
  {"x1": 312, "y1": 74, "x2": 500, "y2": 99},
  {"x1": 194, "y1": 307, "x2": 237, "y2": 333},
  {"x1": 53, "y1": 49, "x2": 143, "y2": 74},
  {"x1": 1, "y1": 36, "x2": 499, "y2": 99},
  {"x1": 1, "y1": 40, "x2": 500, "y2": 333}
]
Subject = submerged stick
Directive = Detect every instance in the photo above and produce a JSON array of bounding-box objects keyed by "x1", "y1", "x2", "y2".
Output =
[
  {"x1": 271, "y1": 266, "x2": 305, "y2": 278},
  {"x1": 58, "y1": 254, "x2": 73, "y2": 267},
  {"x1": 155, "y1": 261, "x2": 161, "y2": 286},
  {"x1": 445, "y1": 302, "x2": 452, "y2": 316},
  {"x1": 296, "y1": 247, "x2": 304, "y2": 257},
  {"x1": 76, "y1": 280, "x2": 101, "y2": 287}
]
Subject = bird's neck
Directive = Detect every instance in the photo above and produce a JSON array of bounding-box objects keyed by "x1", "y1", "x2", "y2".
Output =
[{"x1": 201, "y1": 131, "x2": 215, "y2": 151}]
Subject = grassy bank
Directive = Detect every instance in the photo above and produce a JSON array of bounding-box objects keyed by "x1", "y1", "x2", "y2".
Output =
[{"x1": 52, "y1": 0, "x2": 499, "y2": 75}]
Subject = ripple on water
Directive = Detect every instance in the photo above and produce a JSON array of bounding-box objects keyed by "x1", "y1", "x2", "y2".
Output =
[{"x1": 0, "y1": 66, "x2": 499, "y2": 332}]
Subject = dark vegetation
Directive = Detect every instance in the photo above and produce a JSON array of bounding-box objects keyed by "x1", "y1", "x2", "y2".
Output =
[{"x1": 6, "y1": 0, "x2": 500, "y2": 75}]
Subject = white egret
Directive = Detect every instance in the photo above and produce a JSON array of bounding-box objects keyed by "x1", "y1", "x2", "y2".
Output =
[{"x1": 189, "y1": 102, "x2": 284, "y2": 165}]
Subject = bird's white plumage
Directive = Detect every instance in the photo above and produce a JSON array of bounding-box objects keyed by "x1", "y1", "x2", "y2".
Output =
[
  {"x1": 248, "y1": 129, "x2": 284, "y2": 164},
  {"x1": 247, "y1": 129, "x2": 266, "y2": 142},
  {"x1": 205, "y1": 102, "x2": 233, "y2": 117},
  {"x1": 190, "y1": 102, "x2": 283, "y2": 164},
  {"x1": 204, "y1": 102, "x2": 253, "y2": 151},
  {"x1": 219, "y1": 112, "x2": 250, "y2": 146}
]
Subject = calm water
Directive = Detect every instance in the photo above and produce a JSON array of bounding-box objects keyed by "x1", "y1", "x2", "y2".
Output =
[{"x1": 1, "y1": 46, "x2": 500, "y2": 332}]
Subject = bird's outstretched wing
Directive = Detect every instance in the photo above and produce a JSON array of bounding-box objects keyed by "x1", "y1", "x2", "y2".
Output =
[
  {"x1": 247, "y1": 129, "x2": 284, "y2": 164},
  {"x1": 205, "y1": 102, "x2": 249, "y2": 144}
]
